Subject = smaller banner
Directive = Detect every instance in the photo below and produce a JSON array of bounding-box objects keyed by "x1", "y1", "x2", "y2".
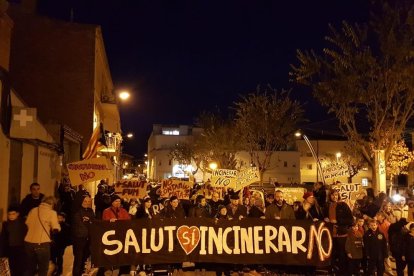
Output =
[
  {"x1": 211, "y1": 169, "x2": 237, "y2": 188},
  {"x1": 331, "y1": 183, "x2": 366, "y2": 209},
  {"x1": 322, "y1": 162, "x2": 349, "y2": 180},
  {"x1": 160, "y1": 179, "x2": 194, "y2": 199},
  {"x1": 234, "y1": 167, "x2": 260, "y2": 191},
  {"x1": 115, "y1": 179, "x2": 148, "y2": 199},
  {"x1": 67, "y1": 157, "x2": 112, "y2": 185},
  {"x1": 277, "y1": 187, "x2": 307, "y2": 205}
]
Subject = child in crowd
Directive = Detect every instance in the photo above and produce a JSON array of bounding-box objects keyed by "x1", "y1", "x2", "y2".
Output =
[
  {"x1": 364, "y1": 219, "x2": 388, "y2": 276},
  {"x1": 0, "y1": 205, "x2": 28, "y2": 276},
  {"x1": 51, "y1": 212, "x2": 71, "y2": 276},
  {"x1": 345, "y1": 221, "x2": 364, "y2": 275}
]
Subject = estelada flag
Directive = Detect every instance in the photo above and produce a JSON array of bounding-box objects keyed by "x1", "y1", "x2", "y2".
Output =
[{"x1": 82, "y1": 124, "x2": 106, "y2": 160}]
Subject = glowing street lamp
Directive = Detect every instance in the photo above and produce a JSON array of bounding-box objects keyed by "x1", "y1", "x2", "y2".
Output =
[
  {"x1": 126, "y1": 133, "x2": 134, "y2": 138},
  {"x1": 209, "y1": 162, "x2": 218, "y2": 170},
  {"x1": 118, "y1": 90, "x2": 130, "y2": 101},
  {"x1": 336, "y1": 152, "x2": 342, "y2": 162}
]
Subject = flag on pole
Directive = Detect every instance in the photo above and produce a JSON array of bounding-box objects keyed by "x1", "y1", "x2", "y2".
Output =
[{"x1": 82, "y1": 124, "x2": 106, "y2": 160}]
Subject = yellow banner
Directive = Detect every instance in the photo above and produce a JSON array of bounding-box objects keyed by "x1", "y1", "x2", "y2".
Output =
[
  {"x1": 114, "y1": 179, "x2": 148, "y2": 199},
  {"x1": 160, "y1": 179, "x2": 194, "y2": 199},
  {"x1": 67, "y1": 157, "x2": 112, "y2": 185},
  {"x1": 211, "y1": 169, "x2": 237, "y2": 188}
]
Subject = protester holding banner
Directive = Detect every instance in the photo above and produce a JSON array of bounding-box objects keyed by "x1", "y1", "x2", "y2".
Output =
[
  {"x1": 226, "y1": 194, "x2": 247, "y2": 220},
  {"x1": 209, "y1": 192, "x2": 224, "y2": 218},
  {"x1": 102, "y1": 195, "x2": 130, "y2": 221},
  {"x1": 71, "y1": 195, "x2": 95, "y2": 276},
  {"x1": 98, "y1": 195, "x2": 131, "y2": 276},
  {"x1": 265, "y1": 190, "x2": 295, "y2": 220},
  {"x1": 324, "y1": 188, "x2": 353, "y2": 275},
  {"x1": 189, "y1": 195, "x2": 211, "y2": 218},
  {"x1": 136, "y1": 197, "x2": 154, "y2": 219},
  {"x1": 296, "y1": 192, "x2": 323, "y2": 221},
  {"x1": 160, "y1": 196, "x2": 186, "y2": 219},
  {"x1": 248, "y1": 197, "x2": 265, "y2": 219}
]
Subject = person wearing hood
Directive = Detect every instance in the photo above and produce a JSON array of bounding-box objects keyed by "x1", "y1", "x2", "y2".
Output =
[
  {"x1": 24, "y1": 196, "x2": 60, "y2": 276},
  {"x1": 20, "y1": 182, "x2": 45, "y2": 218},
  {"x1": 265, "y1": 190, "x2": 295, "y2": 220},
  {"x1": 71, "y1": 195, "x2": 95, "y2": 276}
]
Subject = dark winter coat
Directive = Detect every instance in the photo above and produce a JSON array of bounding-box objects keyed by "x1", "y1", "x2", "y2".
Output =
[
  {"x1": 135, "y1": 207, "x2": 155, "y2": 219},
  {"x1": 71, "y1": 208, "x2": 95, "y2": 238},
  {"x1": 345, "y1": 230, "x2": 364, "y2": 259},
  {"x1": 0, "y1": 219, "x2": 27, "y2": 257},
  {"x1": 313, "y1": 186, "x2": 327, "y2": 209},
  {"x1": 324, "y1": 201, "x2": 353, "y2": 235},
  {"x1": 402, "y1": 233, "x2": 414, "y2": 261},
  {"x1": 226, "y1": 204, "x2": 248, "y2": 220},
  {"x1": 363, "y1": 229, "x2": 388, "y2": 260},
  {"x1": 388, "y1": 219, "x2": 408, "y2": 257},
  {"x1": 20, "y1": 193, "x2": 45, "y2": 218},
  {"x1": 248, "y1": 206, "x2": 265, "y2": 218},
  {"x1": 160, "y1": 205, "x2": 186, "y2": 219},
  {"x1": 265, "y1": 202, "x2": 295, "y2": 220},
  {"x1": 189, "y1": 204, "x2": 211, "y2": 218}
]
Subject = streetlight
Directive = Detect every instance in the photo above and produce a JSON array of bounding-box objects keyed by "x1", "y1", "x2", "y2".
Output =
[
  {"x1": 126, "y1": 133, "x2": 134, "y2": 138},
  {"x1": 118, "y1": 90, "x2": 130, "y2": 101},
  {"x1": 209, "y1": 162, "x2": 218, "y2": 170},
  {"x1": 336, "y1": 152, "x2": 342, "y2": 162},
  {"x1": 295, "y1": 130, "x2": 326, "y2": 184}
]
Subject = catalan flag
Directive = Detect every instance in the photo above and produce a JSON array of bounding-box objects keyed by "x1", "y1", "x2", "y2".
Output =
[{"x1": 82, "y1": 123, "x2": 106, "y2": 160}]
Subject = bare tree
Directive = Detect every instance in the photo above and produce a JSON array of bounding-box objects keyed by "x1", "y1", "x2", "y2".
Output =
[
  {"x1": 234, "y1": 86, "x2": 303, "y2": 183},
  {"x1": 290, "y1": 0, "x2": 414, "y2": 192}
]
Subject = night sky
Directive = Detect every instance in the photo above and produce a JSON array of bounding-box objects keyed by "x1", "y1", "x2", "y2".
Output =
[{"x1": 38, "y1": 0, "x2": 369, "y2": 157}]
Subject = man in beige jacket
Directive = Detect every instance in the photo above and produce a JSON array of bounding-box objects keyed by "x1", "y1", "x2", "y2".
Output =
[{"x1": 24, "y1": 196, "x2": 61, "y2": 276}]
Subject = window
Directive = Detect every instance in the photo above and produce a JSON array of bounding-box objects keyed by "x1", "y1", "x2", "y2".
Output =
[
  {"x1": 169, "y1": 160, "x2": 172, "y2": 165},
  {"x1": 307, "y1": 164, "x2": 312, "y2": 170},
  {"x1": 362, "y1": 178, "x2": 369, "y2": 187},
  {"x1": 158, "y1": 161, "x2": 162, "y2": 166},
  {"x1": 284, "y1": 161, "x2": 288, "y2": 167},
  {"x1": 162, "y1": 129, "x2": 180, "y2": 135}
]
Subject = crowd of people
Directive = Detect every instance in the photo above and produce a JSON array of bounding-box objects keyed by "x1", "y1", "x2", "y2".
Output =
[{"x1": 0, "y1": 180, "x2": 414, "y2": 276}]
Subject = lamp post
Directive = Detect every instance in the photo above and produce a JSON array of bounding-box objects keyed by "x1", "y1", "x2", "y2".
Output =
[{"x1": 295, "y1": 131, "x2": 326, "y2": 184}]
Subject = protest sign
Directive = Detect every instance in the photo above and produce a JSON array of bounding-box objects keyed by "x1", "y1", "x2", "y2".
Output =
[
  {"x1": 277, "y1": 187, "x2": 307, "y2": 205},
  {"x1": 90, "y1": 218, "x2": 332, "y2": 267},
  {"x1": 114, "y1": 179, "x2": 148, "y2": 199},
  {"x1": 331, "y1": 183, "x2": 366, "y2": 208},
  {"x1": 322, "y1": 162, "x2": 349, "y2": 180},
  {"x1": 234, "y1": 167, "x2": 260, "y2": 191},
  {"x1": 160, "y1": 179, "x2": 194, "y2": 199},
  {"x1": 67, "y1": 157, "x2": 112, "y2": 185},
  {"x1": 211, "y1": 169, "x2": 237, "y2": 188}
]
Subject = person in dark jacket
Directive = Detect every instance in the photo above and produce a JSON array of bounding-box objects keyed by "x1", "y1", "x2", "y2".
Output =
[
  {"x1": 324, "y1": 189, "x2": 353, "y2": 276},
  {"x1": 209, "y1": 192, "x2": 224, "y2": 218},
  {"x1": 160, "y1": 196, "x2": 186, "y2": 219},
  {"x1": 345, "y1": 221, "x2": 364, "y2": 275},
  {"x1": 364, "y1": 219, "x2": 388, "y2": 276},
  {"x1": 296, "y1": 192, "x2": 323, "y2": 221},
  {"x1": 57, "y1": 182, "x2": 76, "y2": 224},
  {"x1": 313, "y1": 182, "x2": 326, "y2": 209},
  {"x1": 51, "y1": 212, "x2": 71, "y2": 276},
  {"x1": 388, "y1": 213, "x2": 408, "y2": 276},
  {"x1": 72, "y1": 195, "x2": 95, "y2": 276},
  {"x1": 94, "y1": 181, "x2": 110, "y2": 219},
  {"x1": 189, "y1": 195, "x2": 211, "y2": 218},
  {"x1": 226, "y1": 193, "x2": 247, "y2": 220},
  {"x1": 20, "y1": 182, "x2": 45, "y2": 218},
  {"x1": 265, "y1": 190, "x2": 295, "y2": 220},
  {"x1": 135, "y1": 197, "x2": 154, "y2": 219},
  {"x1": 248, "y1": 198, "x2": 265, "y2": 218},
  {"x1": 0, "y1": 205, "x2": 27, "y2": 276},
  {"x1": 402, "y1": 223, "x2": 414, "y2": 276}
]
